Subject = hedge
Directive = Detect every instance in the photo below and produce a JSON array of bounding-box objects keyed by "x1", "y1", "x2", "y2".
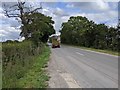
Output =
[{"x1": 2, "y1": 41, "x2": 44, "y2": 88}]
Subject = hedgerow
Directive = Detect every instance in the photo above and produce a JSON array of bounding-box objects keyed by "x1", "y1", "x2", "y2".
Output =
[{"x1": 2, "y1": 40, "x2": 45, "y2": 88}]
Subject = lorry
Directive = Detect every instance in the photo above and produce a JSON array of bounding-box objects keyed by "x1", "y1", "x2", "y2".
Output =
[{"x1": 50, "y1": 34, "x2": 60, "y2": 48}]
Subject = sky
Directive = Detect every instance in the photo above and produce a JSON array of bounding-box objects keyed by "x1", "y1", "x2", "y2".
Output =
[{"x1": 0, "y1": 1, "x2": 118, "y2": 42}]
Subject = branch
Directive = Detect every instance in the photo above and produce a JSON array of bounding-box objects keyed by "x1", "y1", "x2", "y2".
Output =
[
  {"x1": 5, "y1": 14, "x2": 19, "y2": 17},
  {"x1": 30, "y1": 7, "x2": 42, "y2": 13},
  {"x1": 10, "y1": 4, "x2": 18, "y2": 8},
  {"x1": 4, "y1": 10, "x2": 19, "y2": 17}
]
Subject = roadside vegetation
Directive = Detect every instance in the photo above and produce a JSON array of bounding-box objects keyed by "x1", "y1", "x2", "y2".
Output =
[
  {"x1": 2, "y1": 41, "x2": 50, "y2": 88},
  {"x1": 79, "y1": 46, "x2": 119, "y2": 56},
  {"x1": 63, "y1": 44, "x2": 118, "y2": 56},
  {"x1": 17, "y1": 46, "x2": 50, "y2": 88},
  {"x1": 60, "y1": 16, "x2": 119, "y2": 55},
  {"x1": 2, "y1": 1, "x2": 55, "y2": 88}
]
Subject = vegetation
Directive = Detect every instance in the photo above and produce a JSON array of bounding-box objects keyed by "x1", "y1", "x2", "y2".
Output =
[
  {"x1": 15, "y1": 46, "x2": 50, "y2": 88},
  {"x1": 2, "y1": 41, "x2": 44, "y2": 88},
  {"x1": 79, "y1": 47, "x2": 119, "y2": 56},
  {"x1": 2, "y1": 1, "x2": 55, "y2": 88},
  {"x1": 63, "y1": 44, "x2": 118, "y2": 56},
  {"x1": 61, "y1": 16, "x2": 119, "y2": 52},
  {"x1": 3, "y1": 1, "x2": 55, "y2": 43},
  {"x1": 20, "y1": 12, "x2": 55, "y2": 44}
]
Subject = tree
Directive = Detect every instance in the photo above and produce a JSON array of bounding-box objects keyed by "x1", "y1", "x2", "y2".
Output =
[
  {"x1": 3, "y1": 1, "x2": 42, "y2": 39},
  {"x1": 21, "y1": 12, "x2": 55, "y2": 44},
  {"x1": 3, "y1": 1, "x2": 55, "y2": 44},
  {"x1": 61, "y1": 16, "x2": 118, "y2": 51},
  {"x1": 61, "y1": 16, "x2": 96, "y2": 47}
]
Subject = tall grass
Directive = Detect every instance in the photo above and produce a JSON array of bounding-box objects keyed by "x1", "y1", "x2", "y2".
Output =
[{"x1": 2, "y1": 41, "x2": 45, "y2": 88}]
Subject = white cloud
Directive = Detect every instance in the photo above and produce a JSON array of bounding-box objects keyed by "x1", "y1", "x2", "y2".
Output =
[
  {"x1": 0, "y1": 6, "x2": 21, "y2": 42},
  {"x1": 53, "y1": 8, "x2": 69, "y2": 17},
  {"x1": 66, "y1": 1, "x2": 110, "y2": 12},
  {"x1": 39, "y1": 6, "x2": 70, "y2": 31},
  {"x1": 70, "y1": 10, "x2": 118, "y2": 26},
  {"x1": 95, "y1": 0, "x2": 110, "y2": 10},
  {"x1": 86, "y1": 11, "x2": 117, "y2": 25},
  {"x1": 0, "y1": 25, "x2": 21, "y2": 42}
]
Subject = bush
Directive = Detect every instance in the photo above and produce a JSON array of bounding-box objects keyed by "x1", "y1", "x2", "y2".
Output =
[{"x1": 2, "y1": 40, "x2": 45, "y2": 88}]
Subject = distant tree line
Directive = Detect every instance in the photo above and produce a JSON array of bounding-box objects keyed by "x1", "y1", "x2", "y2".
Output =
[{"x1": 60, "y1": 16, "x2": 119, "y2": 51}]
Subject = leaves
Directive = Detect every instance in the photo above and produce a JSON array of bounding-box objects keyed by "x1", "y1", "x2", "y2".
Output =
[
  {"x1": 61, "y1": 16, "x2": 118, "y2": 51},
  {"x1": 20, "y1": 12, "x2": 55, "y2": 44},
  {"x1": 3, "y1": 1, "x2": 55, "y2": 43}
]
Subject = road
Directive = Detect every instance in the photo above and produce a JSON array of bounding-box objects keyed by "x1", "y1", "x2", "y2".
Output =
[{"x1": 48, "y1": 45, "x2": 118, "y2": 88}]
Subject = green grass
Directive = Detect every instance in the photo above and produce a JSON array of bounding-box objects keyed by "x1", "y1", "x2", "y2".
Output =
[
  {"x1": 79, "y1": 46, "x2": 118, "y2": 56},
  {"x1": 16, "y1": 46, "x2": 50, "y2": 88},
  {"x1": 63, "y1": 44, "x2": 119, "y2": 56}
]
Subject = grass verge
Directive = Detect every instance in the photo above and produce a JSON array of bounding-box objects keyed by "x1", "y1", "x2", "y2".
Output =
[
  {"x1": 63, "y1": 44, "x2": 119, "y2": 56},
  {"x1": 79, "y1": 46, "x2": 119, "y2": 56},
  {"x1": 17, "y1": 46, "x2": 50, "y2": 88}
]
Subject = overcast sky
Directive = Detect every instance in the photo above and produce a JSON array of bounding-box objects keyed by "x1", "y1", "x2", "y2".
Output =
[{"x1": 0, "y1": 1, "x2": 118, "y2": 42}]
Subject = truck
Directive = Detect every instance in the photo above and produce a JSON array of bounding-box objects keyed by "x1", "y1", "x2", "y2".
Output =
[{"x1": 50, "y1": 34, "x2": 60, "y2": 48}]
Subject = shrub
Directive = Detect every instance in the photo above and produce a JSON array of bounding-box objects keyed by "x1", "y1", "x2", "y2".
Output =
[{"x1": 2, "y1": 40, "x2": 44, "y2": 88}]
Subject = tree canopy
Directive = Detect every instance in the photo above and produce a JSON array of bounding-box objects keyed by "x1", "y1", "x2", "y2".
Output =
[
  {"x1": 3, "y1": 1, "x2": 55, "y2": 44},
  {"x1": 61, "y1": 16, "x2": 118, "y2": 51},
  {"x1": 20, "y1": 12, "x2": 55, "y2": 43}
]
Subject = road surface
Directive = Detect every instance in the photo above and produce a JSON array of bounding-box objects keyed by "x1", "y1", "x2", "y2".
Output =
[{"x1": 48, "y1": 45, "x2": 118, "y2": 88}]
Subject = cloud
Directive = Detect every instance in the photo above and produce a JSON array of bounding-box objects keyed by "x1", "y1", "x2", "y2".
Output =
[
  {"x1": 39, "y1": 6, "x2": 70, "y2": 31},
  {"x1": 70, "y1": 10, "x2": 118, "y2": 27},
  {"x1": 53, "y1": 8, "x2": 69, "y2": 17},
  {"x1": 0, "y1": 6, "x2": 21, "y2": 42},
  {"x1": 52, "y1": 16, "x2": 70, "y2": 32},
  {"x1": 2, "y1": 17, "x2": 20, "y2": 27},
  {"x1": 86, "y1": 11, "x2": 117, "y2": 23},
  {"x1": 0, "y1": 24, "x2": 21, "y2": 42},
  {"x1": 65, "y1": 1, "x2": 118, "y2": 27},
  {"x1": 66, "y1": 1, "x2": 110, "y2": 12}
]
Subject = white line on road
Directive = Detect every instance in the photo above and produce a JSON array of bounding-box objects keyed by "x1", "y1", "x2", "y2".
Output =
[
  {"x1": 76, "y1": 52, "x2": 85, "y2": 56},
  {"x1": 60, "y1": 73, "x2": 81, "y2": 88}
]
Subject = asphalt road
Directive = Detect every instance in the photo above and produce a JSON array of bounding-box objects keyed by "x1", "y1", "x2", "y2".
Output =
[{"x1": 48, "y1": 45, "x2": 118, "y2": 88}]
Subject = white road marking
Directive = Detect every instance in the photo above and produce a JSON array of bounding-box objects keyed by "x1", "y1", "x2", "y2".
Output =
[
  {"x1": 76, "y1": 52, "x2": 84, "y2": 56},
  {"x1": 60, "y1": 73, "x2": 81, "y2": 88}
]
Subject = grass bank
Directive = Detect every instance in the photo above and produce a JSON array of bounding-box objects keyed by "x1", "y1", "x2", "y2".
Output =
[
  {"x1": 62, "y1": 44, "x2": 119, "y2": 56},
  {"x1": 17, "y1": 46, "x2": 50, "y2": 88},
  {"x1": 2, "y1": 41, "x2": 51, "y2": 88}
]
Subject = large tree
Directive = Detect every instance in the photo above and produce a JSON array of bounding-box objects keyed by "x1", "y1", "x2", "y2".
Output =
[
  {"x1": 21, "y1": 12, "x2": 55, "y2": 43},
  {"x1": 61, "y1": 16, "x2": 118, "y2": 51},
  {"x1": 3, "y1": 1, "x2": 55, "y2": 43}
]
